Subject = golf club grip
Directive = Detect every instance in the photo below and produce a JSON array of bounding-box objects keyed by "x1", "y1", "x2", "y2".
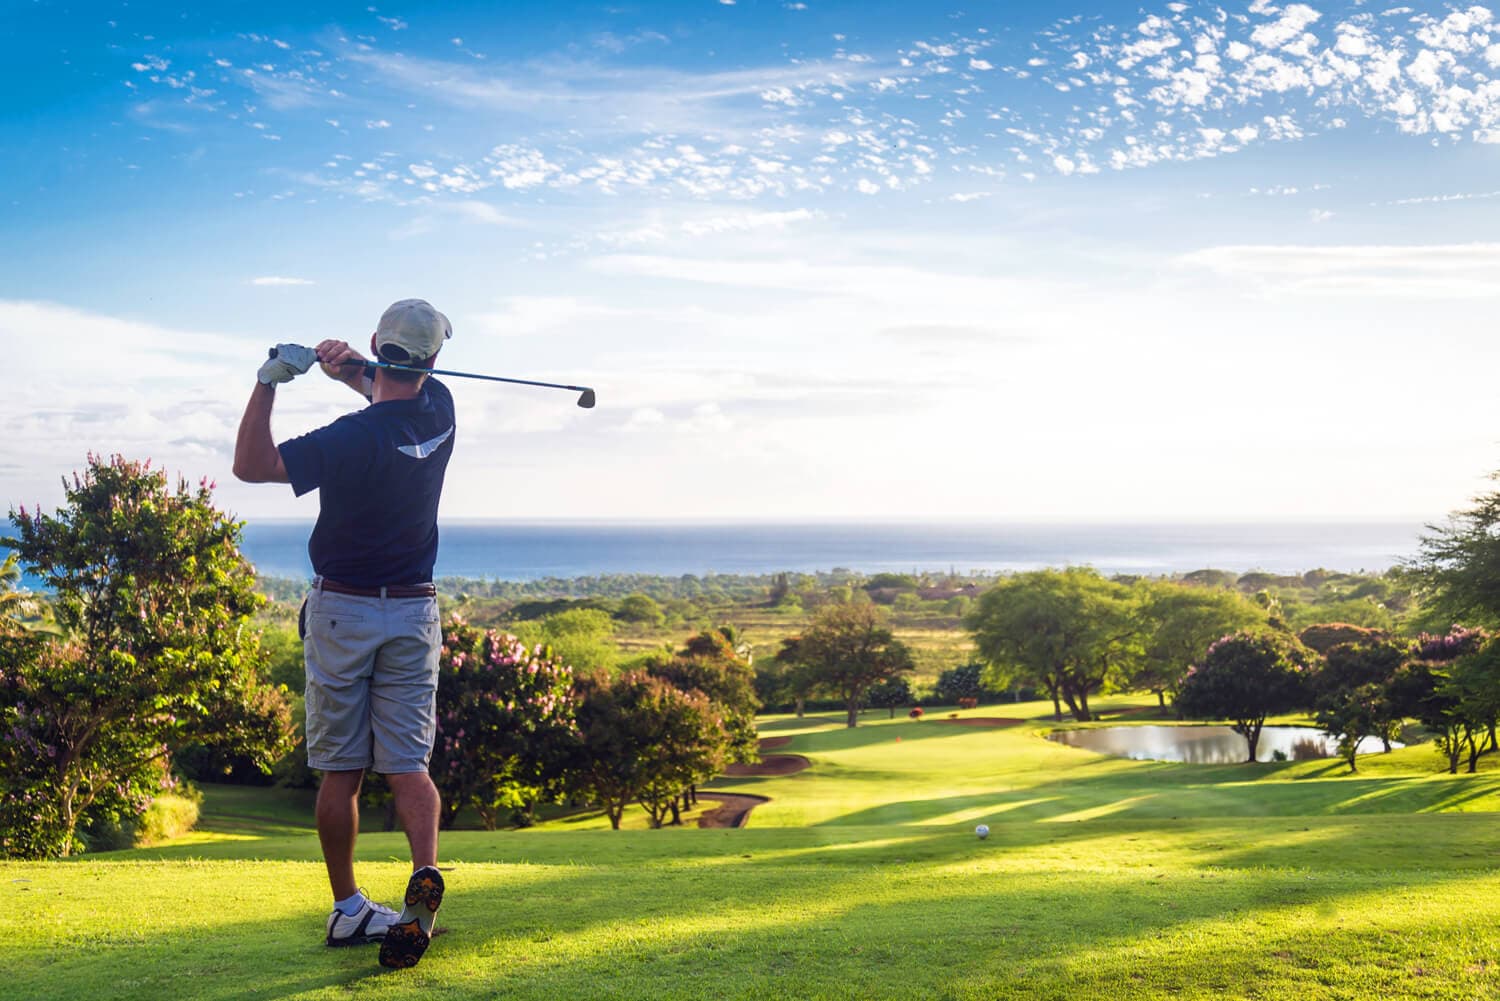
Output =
[{"x1": 269, "y1": 346, "x2": 362, "y2": 365}]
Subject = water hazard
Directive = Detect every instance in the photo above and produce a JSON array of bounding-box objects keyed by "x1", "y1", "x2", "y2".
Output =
[{"x1": 1047, "y1": 725, "x2": 1399, "y2": 764}]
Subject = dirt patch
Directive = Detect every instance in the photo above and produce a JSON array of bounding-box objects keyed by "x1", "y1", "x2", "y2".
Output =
[
  {"x1": 758, "y1": 736, "x2": 793, "y2": 751},
  {"x1": 724, "y1": 754, "x2": 810, "y2": 777},
  {"x1": 696, "y1": 794, "x2": 770, "y2": 829},
  {"x1": 933, "y1": 717, "x2": 1024, "y2": 727}
]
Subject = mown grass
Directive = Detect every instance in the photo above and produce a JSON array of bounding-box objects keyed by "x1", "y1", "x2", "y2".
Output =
[{"x1": 5, "y1": 698, "x2": 1499, "y2": 1000}]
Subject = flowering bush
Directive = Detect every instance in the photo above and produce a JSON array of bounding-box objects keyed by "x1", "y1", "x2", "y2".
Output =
[
  {"x1": 431, "y1": 616, "x2": 578, "y2": 829},
  {"x1": 1415, "y1": 627, "x2": 1486, "y2": 663}
]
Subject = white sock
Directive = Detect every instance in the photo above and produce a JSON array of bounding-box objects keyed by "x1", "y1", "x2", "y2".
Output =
[{"x1": 334, "y1": 891, "x2": 367, "y2": 916}]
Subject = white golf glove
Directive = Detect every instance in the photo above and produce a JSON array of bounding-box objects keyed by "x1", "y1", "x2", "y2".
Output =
[{"x1": 257, "y1": 344, "x2": 318, "y2": 386}]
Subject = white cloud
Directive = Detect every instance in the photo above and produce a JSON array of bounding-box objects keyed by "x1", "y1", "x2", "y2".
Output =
[
  {"x1": 1250, "y1": 4, "x2": 1321, "y2": 50},
  {"x1": 123, "y1": 0, "x2": 1500, "y2": 202},
  {"x1": 249, "y1": 275, "x2": 315, "y2": 286},
  {"x1": 0, "y1": 300, "x2": 299, "y2": 515},
  {"x1": 1178, "y1": 242, "x2": 1500, "y2": 297},
  {"x1": 679, "y1": 208, "x2": 815, "y2": 236},
  {"x1": 621, "y1": 407, "x2": 666, "y2": 431},
  {"x1": 470, "y1": 296, "x2": 627, "y2": 338}
]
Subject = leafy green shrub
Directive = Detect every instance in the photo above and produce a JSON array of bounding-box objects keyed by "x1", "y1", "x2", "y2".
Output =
[
  {"x1": 135, "y1": 790, "x2": 202, "y2": 846},
  {"x1": 0, "y1": 456, "x2": 295, "y2": 858}
]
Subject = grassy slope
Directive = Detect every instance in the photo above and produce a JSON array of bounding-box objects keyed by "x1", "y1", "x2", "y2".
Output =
[
  {"x1": 612, "y1": 604, "x2": 973, "y2": 688},
  {"x1": 5, "y1": 700, "x2": 1500, "y2": 1000}
]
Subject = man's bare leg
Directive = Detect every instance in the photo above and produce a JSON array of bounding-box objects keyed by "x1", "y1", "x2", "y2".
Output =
[
  {"x1": 316, "y1": 768, "x2": 365, "y2": 900},
  {"x1": 387, "y1": 771, "x2": 441, "y2": 870}
]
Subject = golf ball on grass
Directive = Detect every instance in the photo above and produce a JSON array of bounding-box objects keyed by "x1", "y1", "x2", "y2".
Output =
[{"x1": 975, "y1": 824, "x2": 989, "y2": 840}]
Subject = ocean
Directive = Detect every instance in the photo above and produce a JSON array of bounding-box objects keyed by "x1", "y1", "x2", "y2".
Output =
[{"x1": 229, "y1": 520, "x2": 1428, "y2": 581}]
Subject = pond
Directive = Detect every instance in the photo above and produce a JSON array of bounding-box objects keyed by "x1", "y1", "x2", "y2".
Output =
[{"x1": 1047, "y1": 725, "x2": 1400, "y2": 764}]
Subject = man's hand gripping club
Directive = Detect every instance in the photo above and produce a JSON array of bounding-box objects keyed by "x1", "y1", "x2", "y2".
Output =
[{"x1": 257, "y1": 343, "x2": 318, "y2": 386}]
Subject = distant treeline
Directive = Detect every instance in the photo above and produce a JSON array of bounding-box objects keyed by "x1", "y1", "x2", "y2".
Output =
[{"x1": 255, "y1": 566, "x2": 1402, "y2": 604}]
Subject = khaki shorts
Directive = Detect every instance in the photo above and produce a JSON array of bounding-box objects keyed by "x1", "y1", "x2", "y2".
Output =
[{"x1": 300, "y1": 585, "x2": 442, "y2": 774}]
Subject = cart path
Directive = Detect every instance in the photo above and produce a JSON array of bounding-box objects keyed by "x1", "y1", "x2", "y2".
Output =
[{"x1": 696, "y1": 794, "x2": 771, "y2": 828}]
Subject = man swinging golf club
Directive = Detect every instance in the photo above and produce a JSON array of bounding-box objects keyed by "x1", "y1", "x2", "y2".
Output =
[{"x1": 233, "y1": 298, "x2": 453, "y2": 970}]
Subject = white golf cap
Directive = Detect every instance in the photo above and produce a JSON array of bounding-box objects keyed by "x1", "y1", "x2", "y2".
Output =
[{"x1": 374, "y1": 298, "x2": 451, "y2": 364}]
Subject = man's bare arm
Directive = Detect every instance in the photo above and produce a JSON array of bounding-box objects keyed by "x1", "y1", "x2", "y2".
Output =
[{"x1": 233, "y1": 382, "x2": 290, "y2": 483}]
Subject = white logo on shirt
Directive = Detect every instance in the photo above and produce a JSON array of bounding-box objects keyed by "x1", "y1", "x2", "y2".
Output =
[{"x1": 397, "y1": 426, "x2": 454, "y2": 459}]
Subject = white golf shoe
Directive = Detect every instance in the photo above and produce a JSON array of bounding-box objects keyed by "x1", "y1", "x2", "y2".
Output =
[{"x1": 325, "y1": 895, "x2": 398, "y2": 947}]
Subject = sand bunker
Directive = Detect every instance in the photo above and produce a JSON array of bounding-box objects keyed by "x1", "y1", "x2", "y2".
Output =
[
  {"x1": 758, "y1": 736, "x2": 793, "y2": 751},
  {"x1": 724, "y1": 754, "x2": 810, "y2": 777}
]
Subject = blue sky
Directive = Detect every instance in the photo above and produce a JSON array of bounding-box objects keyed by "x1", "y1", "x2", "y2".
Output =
[{"x1": 4, "y1": 0, "x2": 1500, "y2": 521}]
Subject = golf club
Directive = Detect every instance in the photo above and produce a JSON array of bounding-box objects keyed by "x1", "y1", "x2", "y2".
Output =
[{"x1": 269, "y1": 346, "x2": 596, "y2": 408}]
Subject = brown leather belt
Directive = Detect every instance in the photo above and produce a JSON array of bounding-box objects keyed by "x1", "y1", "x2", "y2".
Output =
[{"x1": 317, "y1": 578, "x2": 436, "y2": 599}]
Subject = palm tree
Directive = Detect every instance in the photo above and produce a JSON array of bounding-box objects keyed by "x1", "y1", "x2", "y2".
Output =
[{"x1": 0, "y1": 552, "x2": 38, "y2": 634}]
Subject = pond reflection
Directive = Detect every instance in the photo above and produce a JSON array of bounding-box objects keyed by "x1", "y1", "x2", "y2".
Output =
[{"x1": 1047, "y1": 725, "x2": 1400, "y2": 764}]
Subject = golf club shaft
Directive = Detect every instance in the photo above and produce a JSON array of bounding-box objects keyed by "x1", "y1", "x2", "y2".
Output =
[{"x1": 269, "y1": 346, "x2": 596, "y2": 402}]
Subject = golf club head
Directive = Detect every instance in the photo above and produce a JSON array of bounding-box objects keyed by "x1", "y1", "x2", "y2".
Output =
[{"x1": 577, "y1": 389, "x2": 596, "y2": 409}]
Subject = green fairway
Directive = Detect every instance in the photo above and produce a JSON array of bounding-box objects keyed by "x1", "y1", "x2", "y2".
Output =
[{"x1": 6, "y1": 701, "x2": 1500, "y2": 1000}]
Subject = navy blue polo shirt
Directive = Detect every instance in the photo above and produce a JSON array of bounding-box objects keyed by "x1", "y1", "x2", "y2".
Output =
[{"x1": 278, "y1": 377, "x2": 455, "y2": 588}]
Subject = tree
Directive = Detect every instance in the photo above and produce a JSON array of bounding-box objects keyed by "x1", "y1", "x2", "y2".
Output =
[
  {"x1": 761, "y1": 636, "x2": 822, "y2": 717},
  {"x1": 965, "y1": 568, "x2": 1138, "y2": 722},
  {"x1": 514, "y1": 607, "x2": 617, "y2": 674},
  {"x1": 1174, "y1": 632, "x2": 1313, "y2": 763},
  {"x1": 1389, "y1": 632, "x2": 1500, "y2": 774},
  {"x1": 632, "y1": 683, "x2": 725, "y2": 828},
  {"x1": 645, "y1": 628, "x2": 760, "y2": 764},
  {"x1": 0, "y1": 455, "x2": 295, "y2": 857},
  {"x1": 615, "y1": 593, "x2": 665, "y2": 626},
  {"x1": 867, "y1": 675, "x2": 913, "y2": 718},
  {"x1": 797, "y1": 603, "x2": 914, "y2": 727},
  {"x1": 933, "y1": 663, "x2": 988, "y2": 706},
  {"x1": 1449, "y1": 642, "x2": 1500, "y2": 771},
  {"x1": 430, "y1": 617, "x2": 578, "y2": 829},
  {"x1": 1407, "y1": 475, "x2": 1500, "y2": 628},
  {"x1": 568, "y1": 671, "x2": 727, "y2": 829},
  {"x1": 1312, "y1": 639, "x2": 1408, "y2": 772},
  {"x1": 1133, "y1": 582, "x2": 1267, "y2": 707}
]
